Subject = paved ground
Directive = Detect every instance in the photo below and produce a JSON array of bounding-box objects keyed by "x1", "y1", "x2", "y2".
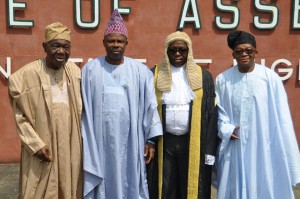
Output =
[
  {"x1": 0, "y1": 164, "x2": 19, "y2": 198},
  {"x1": 0, "y1": 164, "x2": 299, "y2": 199}
]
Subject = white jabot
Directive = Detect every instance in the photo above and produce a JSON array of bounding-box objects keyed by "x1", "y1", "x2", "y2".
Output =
[
  {"x1": 162, "y1": 65, "x2": 194, "y2": 105},
  {"x1": 163, "y1": 65, "x2": 194, "y2": 135}
]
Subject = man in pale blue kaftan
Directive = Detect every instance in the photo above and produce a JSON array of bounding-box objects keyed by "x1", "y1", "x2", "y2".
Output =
[
  {"x1": 81, "y1": 56, "x2": 162, "y2": 199},
  {"x1": 215, "y1": 30, "x2": 300, "y2": 199},
  {"x1": 81, "y1": 9, "x2": 162, "y2": 199}
]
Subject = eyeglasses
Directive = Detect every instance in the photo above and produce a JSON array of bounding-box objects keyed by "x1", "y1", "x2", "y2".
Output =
[
  {"x1": 168, "y1": 48, "x2": 188, "y2": 55},
  {"x1": 234, "y1": 49, "x2": 256, "y2": 55}
]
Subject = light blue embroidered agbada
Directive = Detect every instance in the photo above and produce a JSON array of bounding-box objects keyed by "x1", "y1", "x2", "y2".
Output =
[
  {"x1": 215, "y1": 64, "x2": 300, "y2": 199},
  {"x1": 81, "y1": 56, "x2": 163, "y2": 199}
]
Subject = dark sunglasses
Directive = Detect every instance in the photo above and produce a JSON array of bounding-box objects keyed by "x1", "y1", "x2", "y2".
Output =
[
  {"x1": 168, "y1": 48, "x2": 188, "y2": 54},
  {"x1": 234, "y1": 49, "x2": 256, "y2": 55}
]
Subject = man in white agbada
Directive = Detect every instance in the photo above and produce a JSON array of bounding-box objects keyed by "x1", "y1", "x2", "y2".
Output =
[
  {"x1": 81, "y1": 9, "x2": 163, "y2": 199},
  {"x1": 215, "y1": 30, "x2": 300, "y2": 199}
]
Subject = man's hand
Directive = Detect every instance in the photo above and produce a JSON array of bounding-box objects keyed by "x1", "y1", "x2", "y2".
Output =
[
  {"x1": 231, "y1": 126, "x2": 240, "y2": 140},
  {"x1": 34, "y1": 145, "x2": 52, "y2": 162},
  {"x1": 144, "y1": 142, "x2": 155, "y2": 164}
]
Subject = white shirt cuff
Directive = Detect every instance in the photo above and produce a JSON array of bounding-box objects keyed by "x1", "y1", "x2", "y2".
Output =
[{"x1": 205, "y1": 154, "x2": 215, "y2": 165}]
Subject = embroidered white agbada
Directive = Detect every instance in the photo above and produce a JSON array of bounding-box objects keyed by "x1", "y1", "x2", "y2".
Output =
[{"x1": 215, "y1": 64, "x2": 300, "y2": 199}]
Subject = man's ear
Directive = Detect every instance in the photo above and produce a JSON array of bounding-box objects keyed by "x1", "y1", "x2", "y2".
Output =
[{"x1": 42, "y1": 42, "x2": 47, "y2": 52}]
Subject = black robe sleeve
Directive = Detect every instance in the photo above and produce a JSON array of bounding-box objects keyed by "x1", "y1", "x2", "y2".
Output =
[{"x1": 198, "y1": 68, "x2": 219, "y2": 199}]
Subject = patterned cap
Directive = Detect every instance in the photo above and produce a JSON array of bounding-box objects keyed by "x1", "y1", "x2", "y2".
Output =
[
  {"x1": 44, "y1": 22, "x2": 71, "y2": 43},
  {"x1": 104, "y1": 9, "x2": 128, "y2": 38}
]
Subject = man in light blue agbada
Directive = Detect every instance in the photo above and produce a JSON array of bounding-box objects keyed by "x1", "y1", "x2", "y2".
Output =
[
  {"x1": 215, "y1": 30, "x2": 300, "y2": 199},
  {"x1": 81, "y1": 9, "x2": 163, "y2": 199}
]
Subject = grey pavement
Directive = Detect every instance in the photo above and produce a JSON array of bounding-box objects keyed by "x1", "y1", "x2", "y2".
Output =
[
  {"x1": 0, "y1": 164, "x2": 19, "y2": 199},
  {"x1": 0, "y1": 164, "x2": 299, "y2": 199}
]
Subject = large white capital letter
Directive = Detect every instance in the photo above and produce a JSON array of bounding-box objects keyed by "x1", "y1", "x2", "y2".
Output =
[
  {"x1": 215, "y1": 0, "x2": 239, "y2": 30},
  {"x1": 178, "y1": 0, "x2": 201, "y2": 30},
  {"x1": 112, "y1": 0, "x2": 131, "y2": 14},
  {"x1": 75, "y1": 0, "x2": 100, "y2": 29},
  {"x1": 292, "y1": 0, "x2": 300, "y2": 29},
  {"x1": 253, "y1": 0, "x2": 279, "y2": 29},
  {"x1": 0, "y1": 57, "x2": 11, "y2": 79},
  {"x1": 271, "y1": 59, "x2": 293, "y2": 81},
  {"x1": 8, "y1": 0, "x2": 34, "y2": 27}
]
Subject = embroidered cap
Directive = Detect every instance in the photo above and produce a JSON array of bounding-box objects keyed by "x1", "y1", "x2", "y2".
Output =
[{"x1": 104, "y1": 9, "x2": 128, "y2": 38}]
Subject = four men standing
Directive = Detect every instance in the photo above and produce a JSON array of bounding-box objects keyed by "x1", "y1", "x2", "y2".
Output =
[{"x1": 7, "y1": 10, "x2": 300, "y2": 199}]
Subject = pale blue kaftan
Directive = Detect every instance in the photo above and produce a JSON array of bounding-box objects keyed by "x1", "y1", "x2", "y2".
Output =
[
  {"x1": 81, "y1": 56, "x2": 163, "y2": 199},
  {"x1": 215, "y1": 64, "x2": 300, "y2": 199}
]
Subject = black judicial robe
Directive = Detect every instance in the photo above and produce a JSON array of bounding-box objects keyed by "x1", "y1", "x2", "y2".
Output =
[{"x1": 147, "y1": 66, "x2": 219, "y2": 199}]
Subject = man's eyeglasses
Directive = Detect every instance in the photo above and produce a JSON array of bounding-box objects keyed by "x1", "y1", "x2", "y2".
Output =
[
  {"x1": 168, "y1": 48, "x2": 188, "y2": 55},
  {"x1": 234, "y1": 49, "x2": 256, "y2": 56}
]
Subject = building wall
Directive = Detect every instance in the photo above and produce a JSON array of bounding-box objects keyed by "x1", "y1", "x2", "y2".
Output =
[{"x1": 0, "y1": 0, "x2": 300, "y2": 163}]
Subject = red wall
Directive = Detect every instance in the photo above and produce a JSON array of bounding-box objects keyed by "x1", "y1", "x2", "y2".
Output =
[{"x1": 0, "y1": 0, "x2": 299, "y2": 163}]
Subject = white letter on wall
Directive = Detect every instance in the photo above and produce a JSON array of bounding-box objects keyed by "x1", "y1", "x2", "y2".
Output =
[
  {"x1": 8, "y1": 0, "x2": 34, "y2": 27},
  {"x1": 298, "y1": 60, "x2": 300, "y2": 81},
  {"x1": 271, "y1": 59, "x2": 293, "y2": 81},
  {"x1": 178, "y1": 0, "x2": 201, "y2": 30},
  {"x1": 0, "y1": 57, "x2": 11, "y2": 79},
  {"x1": 292, "y1": 0, "x2": 300, "y2": 29},
  {"x1": 112, "y1": 0, "x2": 131, "y2": 14},
  {"x1": 254, "y1": 0, "x2": 279, "y2": 29},
  {"x1": 75, "y1": 0, "x2": 100, "y2": 29},
  {"x1": 215, "y1": 0, "x2": 239, "y2": 30}
]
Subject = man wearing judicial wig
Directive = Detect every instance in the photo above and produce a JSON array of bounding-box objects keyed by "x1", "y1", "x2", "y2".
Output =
[
  {"x1": 8, "y1": 22, "x2": 83, "y2": 199},
  {"x1": 215, "y1": 30, "x2": 300, "y2": 199},
  {"x1": 149, "y1": 31, "x2": 218, "y2": 199},
  {"x1": 81, "y1": 9, "x2": 162, "y2": 199}
]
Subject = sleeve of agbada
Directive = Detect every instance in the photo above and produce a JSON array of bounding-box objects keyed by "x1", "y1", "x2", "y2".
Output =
[{"x1": 8, "y1": 70, "x2": 46, "y2": 155}]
